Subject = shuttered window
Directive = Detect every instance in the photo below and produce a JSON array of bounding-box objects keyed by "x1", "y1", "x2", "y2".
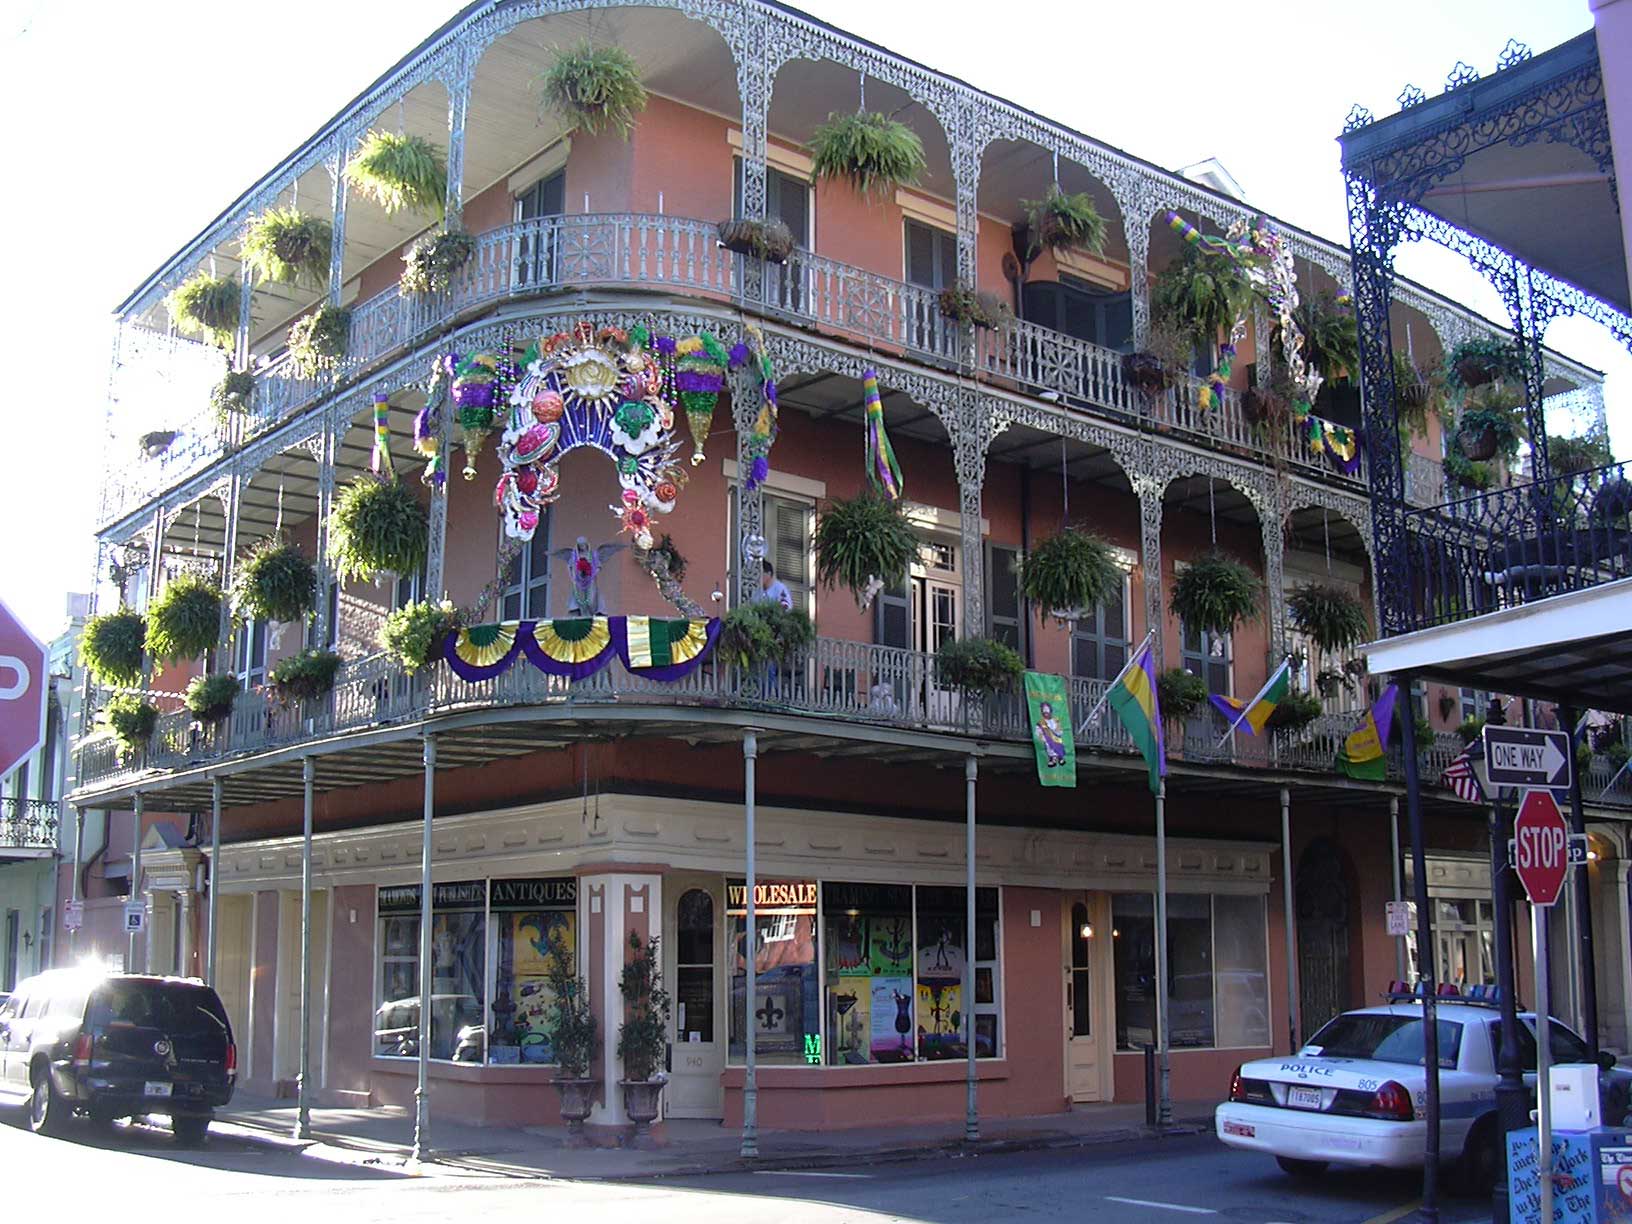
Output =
[
  {"x1": 728, "y1": 489, "x2": 812, "y2": 616},
  {"x1": 988, "y1": 544, "x2": 1024, "y2": 656},
  {"x1": 1071, "y1": 578, "x2": 1130, "y2": 682}
]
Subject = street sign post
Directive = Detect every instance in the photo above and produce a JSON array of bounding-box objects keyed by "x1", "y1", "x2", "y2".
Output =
[
  {"x1": 1481, "y1": 725, "x2": 1573, "y2": 791},
  {"x1": 122, "y1": 902, "x2": 145, "y2": 934},
  {"x1": 63, "y1": 900, "x2": 83, "y2": 931},
  {"x1": 1385, "y1": 900, "x2": 1411, "y2": 936},
  {"x1": 0, "y1": 597, "x2": 48, "y2": 781}
]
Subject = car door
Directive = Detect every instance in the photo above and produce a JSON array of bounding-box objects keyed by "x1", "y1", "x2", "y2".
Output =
[{"x1": 0, "y1": 990, "x2": 21, "y2": 1094}]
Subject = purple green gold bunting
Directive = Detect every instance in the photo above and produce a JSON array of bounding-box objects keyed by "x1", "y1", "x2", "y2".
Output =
[{"x1": 443, "y1": 617, "x2": 718, "y2": 683}]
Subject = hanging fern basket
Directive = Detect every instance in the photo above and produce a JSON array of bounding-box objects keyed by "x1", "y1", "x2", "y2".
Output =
[
  {"x1": 380, "y1": 599, "x2": 459, "y2": 674},
  {"x1": 241, "y1": 207, "x2": 333, "y2": 286},
  {"x1": 167, "y1": 272, "x2": 241, "y2": 349},
  {"x1": 346, "y1": 131, "x2": 447, "y2": 218},
  {"x1": 328, "y1": 475, "x2": 429, "y2": 583},
  {"x1": 267, "y1": 648, "x2": 343, "y2": 705},
  {"x1": 718, "y1": 603, "x2": 815, "y2": 669},
  {"x1": 808, "y1": 111, "x2": 926, "y2": 198},
  {"x1": 1170, "y1": 549, "x2": 1262, "y2": 638},
  {"x1": 105, "y1": 694, "x2": 159, "y2": 758},
  {"x1": 145, "y1": 573, "x2": 224, "y2": 665},
  {"x1": 1022, "y1": 187, "x2": 1107, "y2": 258},
  {"x1": 185, "y1": 673, "x2": 240, "y2": 724},
  {"x1": 232, "y1": 540, "x2": 318, "y2": 624},
  {"x1": 80, "y1": 608, "x2": 148, "y2": 688},
  {"x1": 537, "y1": 43, "x2": 648, "y2": 138},
  {"x1": 1020, "y1": 528, "x2": 1120, "y2": 620},
  {"x1": 1287, "y1": 583, "x2": 1369, "y2": 653},
  {"x1": 813, "y1": 492, "x2": 917, "y2": 606},
  {"x1": 288, "y1": 304, "x2": 351, "y2": 377}
]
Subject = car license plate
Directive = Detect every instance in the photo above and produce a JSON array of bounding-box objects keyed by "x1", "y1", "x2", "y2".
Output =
[
  {"x1": 1222, "y1": 1120, "x2": 1255, "y2": 1138},
  {"x1": 1287, "y1": 1085, "x2": 1322, "y2": 1110},
  {"x1": 144, "y1": 1081, "x2": 172, "y2": 1098}
]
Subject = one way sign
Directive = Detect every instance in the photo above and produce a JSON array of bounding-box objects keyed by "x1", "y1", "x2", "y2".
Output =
[{"x1": 1482, "y1": 726, "x2": 1573, "y2": 790}]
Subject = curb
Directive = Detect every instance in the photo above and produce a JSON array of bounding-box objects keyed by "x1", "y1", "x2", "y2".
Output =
[{"x1": 215, "y1": 1113, "x2": 1208, "y2": 1182}]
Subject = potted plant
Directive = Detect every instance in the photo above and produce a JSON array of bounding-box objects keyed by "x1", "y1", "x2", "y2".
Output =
[
  {"x1": 1151, "y1": 240, "x2": 1260, "y2": 360},
  {"x1": 267, "y1": 647, "x2": 342, "y2": 706},
  {"x1": 543, "y1": 933, "x2": 598, "y2": 1144},
  {"x1": 1442, "y1": 452, "x2": 1494, "y2": 493},
  {"x1": 537, "y1": 42, "x2": 648, "y2": 138},
  {"x1": 814, "y1": 491, "x2": 917, "y2": 608},
  {"x1": 933, "y1": 637, "x2": 1023, "y2": 697},
  {"x1": 232, "y1": 540, "x2": 318, "y2": 625},
  {"x1": 616, "y1": 932, "x2": 671, "y2": 1147},
  {"x1": 1265, "y1": 690, "x2": 1324, "y2": 736},
  {"x1": 145, "y1": 573, "x2": 224, "y2": 665},
  {"x1": 1314, "y1": 668, "x2": 1352, "y2": 700},
  {"x1": 241, "y1": 207, "x2": 333, "y2": 287},
  {"x1": 1456, "y1": 396, "x2": 1523, "y2": 463},
  {"x1": 1020, "y1": 528, "x2": 1120, "y2": 621},
  {"x1": 399, "y1": 228, "x2": 476, "y2": 296},
  {"x1": 104, "y1": 693, "x2": 158, "y2": 759},
  {"x1": 1156, "y1": 667, "x2": 1208, "y2": 728},
  {"x1": 380, "y1": 598, "x2": 458, "y2": 674},
  {"x1": 288, "y1": 304, "x2": 352, "y2": 376},
  {"x1": 80, "y1": 607, "x2": 147, "y2": 687},
  {"x1": 1456, "y1": 715, "x2": 1486, "y2": 745},
  {"x1": 328, "y1": 475, "x2": 429, "y2": 583},
  {"x1": 1280, "y1": 294, "x2": 1358, "y2": 385},
  {"x1": 718, "y1": 602, "x2": 814, "y2": 670},
  {"x1": 716, "y1": 217, "x2": 795, "y2": 263},
  {"x1": 1547, "y1": 432, "x2": 1614, "y2": 477},
  {"x1": 937, "y1": 283, "x2": 1011, "y2": 330},
  {"x1": 346, "y1": 130, "x2": 447, "y2": 218},
  {"x1": 1286, "y1": 583, "x2": 1369, "y2": 653},
  {"x1": 808, "y1": 110, "x2": 926, "y2": 198},
  {"x1": 1121, "y1": 322, "x2": 1190, "y2": 396},
  {"x1": 167, "y1": 272, "x2": 242, "y2": 349},
  {"x1": 1170, "y1": 550, "x2": 1263, "y2": 638},
  {"x1": 1445, "y1": 336, "x2": 1524, "y2": 391},
  {"x1": 1020, "y1": 187, "x2": 1107, "y2": 259},
  {"x1": 1242, "y1": 367, "x2": 1296, "y2": 431},
  {"x1": 211, "y1": 369, "x2": 257, "y2": 422},
  {"x1": 184, "y1": 673, "x2": 240, "y2": 724}
]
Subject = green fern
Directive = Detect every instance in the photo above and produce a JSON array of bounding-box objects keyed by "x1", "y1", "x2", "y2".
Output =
[
  {"x1": 241, "y1": 207, "x2": 333, "y2": 286},
  {"x1": 809, "y1": 111, "x2": 925, "y2": 198},
  {"x1": 346, "y1": 131, "x2": 447, "y2": 218},
  {"x1": 537, "y1": 43, "x2": 648, "y2": 139},
  {"x1": 167, "y1": 273, "x2": 241, "y2": 348}
]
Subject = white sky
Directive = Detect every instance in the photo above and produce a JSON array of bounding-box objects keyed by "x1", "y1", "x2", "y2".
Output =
[{"x1": 0, "y1": 0, "x2": 1620, "y2": 642}]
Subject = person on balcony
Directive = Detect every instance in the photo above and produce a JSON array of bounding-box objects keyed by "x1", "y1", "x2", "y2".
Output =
[{"x1": 757, "y1": 559, "x2": 792, "y2": 610}]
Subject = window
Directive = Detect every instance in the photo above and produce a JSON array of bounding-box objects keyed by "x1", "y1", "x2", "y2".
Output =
[
  {"x1": 904, "y1": 220, "x2": 958, "y2": 352},
  {"x1": 675, "y1": 889, "x2": 716, "y2": 1044},
  {"x1": 728, "y1": 491, "x2": 812, "y2": 614},
  {"x1": 516, "y1": 169, "x2": 565, "y2": 286},
  {"x1": 501, "y1": 527, "x2": 553, "y2": 621},
  {"x1": 487, "y1": 877, "x2": 577, "y2": 1065},
  {"x1": 1112, "y1": 892, "x2": 1269, "y2": 1051},
  {"x1": 1070, "y1": 902, "x2": 1092, "y2": 1038},
  {"x1": 733, "y1": 162, "x2": 811, "y2": 312},
  {"x1": 1491, "y1": 1019, "x2": 1593, "y2": 1072},
  {"x1": 1180, "y1": 618, "x2": 1232, "y2": 740},
  {"x1": 1308, "y1": 1012, "x2": 1463, "y2": 1069},
  {"x1": 1021, "y1": 276, "x2": 1133, "y2": 352},
  {"x1": 729, "y1": 879, "x2": 820, "y2": 1066},
  {"x1": 1072, "y1": 577, "x2": 1130, "y2": 682},
  {"x1": 988, "y1": 545, "x2": 1024, "y2": 657},
  {"x1": 234, "y1": 619, "x2": 267, "y2": 689},
  {"x1": 375, "y1": 880, "x2": 486, "y2": 1063},
  {"x1": 323, "y1": 579, "x2": 339, "y2": 651}
]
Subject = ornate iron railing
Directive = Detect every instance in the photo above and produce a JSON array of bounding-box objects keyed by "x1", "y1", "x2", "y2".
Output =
[
  {"x1": 0, "y1": 797, "x2": 59, "y2": 853},
  {"x1": 105, "y1": 213, "x2": 1371, "y2": 527},
  {"x1": 1397, "y1": 460, "x2": 1632, "y2": 632}
]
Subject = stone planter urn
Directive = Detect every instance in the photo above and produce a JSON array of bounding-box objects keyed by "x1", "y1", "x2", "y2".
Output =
[
  {"x1": 620, "y1": 1077, "x2": 665, "y2": 1147},
  {"x1": 552, "y1": 1077, "x2": 597, "y2": 1145}
]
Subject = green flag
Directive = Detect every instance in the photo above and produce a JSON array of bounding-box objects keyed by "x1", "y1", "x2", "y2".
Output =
[{"x1": 1025, "y1": 671, "x2": 1075, "y2": 787}]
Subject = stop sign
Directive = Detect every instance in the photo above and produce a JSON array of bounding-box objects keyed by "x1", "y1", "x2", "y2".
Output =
[
  {"x1": 1513, "y1": 789, "x2": 1571, "y2": 907},
  {"x1": 0, "y1": 598, "x2": 48, "y2": 780}
]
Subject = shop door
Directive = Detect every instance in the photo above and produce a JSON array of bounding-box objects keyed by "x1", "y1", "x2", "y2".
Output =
[
  {"x1": 1064, "y1": 895, "x2": 1107, "y2": 1102},
  {"x1": 665, "y1": 879, "x2": 724, "y2": 1118}
]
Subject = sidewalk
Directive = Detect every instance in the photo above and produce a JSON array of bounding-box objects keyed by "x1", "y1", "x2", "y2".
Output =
[{"x1": 213, "y1": 1095, "x2": 1212, "y2": 1181}]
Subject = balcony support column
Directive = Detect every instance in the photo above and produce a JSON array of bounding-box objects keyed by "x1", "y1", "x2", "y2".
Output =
[
  {"x1": 1257, "y1": 498, "x2": 1286, "y2": 655},
  {"x1": 326, "y1": 147, "x2": 349, "y2": 307},
  {"x1": 963, "y1": 754, "x2": 979, "y2": 1143},
  {"x1": 1132, "y1": 475, "x2": 1165, "y2": 664},
  {"x1": 954, "y1": 396, "x2": 992, "y2": 637},
  {"x1": 235, "y1": 272, "x2": 255, "y2": 372},
  {"x1": 951, "y1": 105, "x2": 980, "y2": 288},
  {"x1": 294, "y1": 756, "x2": 314, "y2": 1141},
  {"x1": 1279, "y1": 786, "x2": 1298, "y2": 1052},
  {"x1": 740, "y1": 729, "x2": 759, "y2": 1160},
  {"x1": 207, "y1": 776, "x2": 222, "y2": 988},
  {"x1": 443, "y1": 52, "x2": 472, "y2": 226},
  {"x1": 129, "y1": 793, "x2": 145, "y2": 973},
  {"x1": 733, "y1": 20, "x2": 769, "y2": 305},
  {"x1": 311, "y1": 410, "x2": 339, "y2": 649},
  {"x1": 425, "y1": 387, "x2": 453, "y2": 605},
  {"x1": 69, "y1": 806, "x2": 83, "y2": 958},
  {"x1": 733, "y1": 365, "x2": 766, "y2": 607},
  {"x1": 1123, "y1": 187, "x2": 1152, "y2": 351},
  {"x1": 216, "y1": 470, "x2": 241, "y2": 674}
]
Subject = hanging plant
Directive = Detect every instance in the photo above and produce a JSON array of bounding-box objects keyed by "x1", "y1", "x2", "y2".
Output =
[
  {"x1": 328, "y1": 475, "x2": 428, "y2": 583},
  {"x1": 145, "y1": 572, "x2": 224, "y2": 665},
  {"x1": 211, "y1": 369, "x2": 257, "y2": 421},
  {"x1": 345, "y1": 130, "x2": 447, "y2": 218},
  {"x1": 288, "y1": 304, "x2": 351, "y2": 376},
  {"x1": 1151, "y1": 240, "x2": 1259, "y2": 355},
  {"x1": 1170, "y1": 549, "x2": 1263, "y2": 638},
  {"x1": 1547, "y1": 432, "x2": 1614, "y2": 477},
  {"x1": 718, "y1": 602, "x2": 814, "y2": 669},
  {"x1": 1021, "y1": 187, "x2": 1107, "y2": 259},
  {"x1": 814, "y1": 491, "x2": 917, "y2": 606},
  {"x1": 1391, "y1": 350, "x2": 1446, "y2": 440},
  {"x1": 184, "y1": 673, "x2": 240, "y2": 724},
  {"x1": 1456, "y1": 383, "x2": 1524, "y2": 462},
  {"x1": 1242, "y1": 367, "x2": 1296, "y2": 433},
  {"x1": 1442, "y1": 452, "x2": 1495, "y2": 493},
  {"x1": 537, "y1": 43, "x2": 648, "y2": 139},
  {"x1": 1287, "y1": 583, "x2": 1369, "y2": 652},
  {"x1": 1445, "y1": 336, "x2": 1525, "y2": 391},
  {"x1": 1276, "y1": 294, "x2": 1358, "y2": 384},
  {"x1": 104, "y1": 694, "x2": 158, "y2": 758},
  {"x1": 380, "y1": 598, "x2": 459, "y2": 674},
  {"x1": 241, "y1": 207, "x2": 333, "y2": 287},
  {"x1": 716, "y1": 217, "x2": 795, "y2": 263},
  {"x1": 1265, "y1": 690, "x2": 1324, "y2": 735},
  {"x1": 167, "y1": 272, "x2": 241, "y2": 348},
  {"x1": 1314, "y1": 668, "x2": 1353, "y2": 700},
  {"x1": 1156, "y1": 667, "x2": 1208, "y2": 726},
  {"x1": 399, "y1": 228, "x2": 476, "y2": 296},
  {"x1": 1020, "y1": 528, "x2": 1120, "y2": 620},
  {"x1": 937, "y1": 283, "x2": 1011, "y2": 329},
  {"x1": 80, "y1": 608, "x2": 147, "y2": 687},
  {"x1": 808, "y1": 111, "x2": 926, "y2": 198},
  {"x1": 267, "y1": 648, "x2": 342, "y2": 705},
  {"x1": 934, "y1": 637, "x2": 1023, "y2": 696},
  {"x1": 1122, "y1": 351, "x2": 1172, "y2": 394},
  {"x1": 231, "y1": 540, "x2": 317, "y2": 625}
]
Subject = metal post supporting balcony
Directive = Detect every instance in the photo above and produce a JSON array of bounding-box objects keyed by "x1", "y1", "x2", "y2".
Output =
[
  {"x1": 206, "y1": 777, "x2": 221, "y2": 987},
  {"x1": 413, "y1": 733, "x2": 436, "y2": 1163},
  {"x1": 1397, "y1": 682, "x2": 1440, "y2": 1223},
  {"x1": 294, "y1": 757, "x2": 314, "y2": 1141},
  {"x1": 1390, "y1": 796, "x2": 1405, "y2": 980},
  {"x1": 130, "y1": 793, "x2": 144, "y2": 973},
  {"x1": 1560, "y1": 705, "x2": 1599, "y2": 1058},
  {"x1": 1154, "y1": 779, "x2": 1171, "y2": 1128},
  {"x1": 964, "y1": 754, "x2": 979, "y2": 1143},
  {"x1": 1280, "y1": 787, "x2": 1298, "y2": 1052},
  {"x1": 740, "y1": 728, "x2": 759, "y2": 1160}
]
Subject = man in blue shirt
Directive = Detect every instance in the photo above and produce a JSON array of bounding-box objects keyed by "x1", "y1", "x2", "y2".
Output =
[{"x1": 757, "y1": 559, "x2": 792, "y2": 609}]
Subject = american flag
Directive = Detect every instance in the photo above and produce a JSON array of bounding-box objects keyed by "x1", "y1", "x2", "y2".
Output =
[{"x1": 1440, "y1": 746, "x2": 1486, "y2": 804}]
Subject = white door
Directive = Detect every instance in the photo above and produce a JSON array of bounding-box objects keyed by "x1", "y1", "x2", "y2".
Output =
[
  {"x1": 664, "y1": 878, "x2": 724, "y2": 1118},
  {"x1": 911, "y1": 540, "x2": 962, "y2": 723},
  {"x1": 1065, "y1": 895, "x2": 1107, "y2": 1103}
]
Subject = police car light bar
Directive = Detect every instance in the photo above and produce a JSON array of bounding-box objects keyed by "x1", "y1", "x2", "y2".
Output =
[{"x1": 1383, "y1": 980, "x2": 1503, "y2": 1007}]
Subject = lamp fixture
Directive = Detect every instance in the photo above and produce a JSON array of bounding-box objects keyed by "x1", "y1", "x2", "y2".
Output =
[{"x1": 1079, "y1": 921, "x2": 1094, "y2": 940}]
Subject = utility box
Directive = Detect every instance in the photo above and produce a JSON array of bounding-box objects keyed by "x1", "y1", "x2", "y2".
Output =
[{"x1": 1554, "y1": 1064, "x2": 1604, "y2": 1132}]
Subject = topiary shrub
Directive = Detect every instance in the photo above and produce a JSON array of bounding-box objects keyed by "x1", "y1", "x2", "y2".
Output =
[
  {"x1": 231, "y1": 540, "x2": 317, "y2": 625},
  {"x1": 241, "y1": 207, "x2": 333, "y2": 287},
  {"x1": 185, "y1": 673, "x2": 240, "y2": 723},
  {"x1": 1170, "y1": 550, "x2": 1263, "y2": 638},
  {"x1": 104, "y1": 693, "x2": 158, "y2": 757},
  {"x1": 167, "y1": 272, "x2": 241, "y2": 349},
  {"x1": 616, "y1": 932, "x2": 671, "y2": 1083},
  {"x1": 145, "y1": 573, "x2": 224, "y2": 665},
  {"x1": 814, "y1": 492, "x2": 917, "y2": 607},
  {"x1": 399, "y1": 228, "x2": 476, "y2": 295},
  {"x1": 380, "y1": 598, "x2": 458, "y2": 674},
  {"x1": 1287, "y1": 583, "x2": 1369, "y2": 653},
  {"x1": 808, "y1": 111, "x2": 926, "y2": 198},
  {"x1": 934, "y1": 636, "x2": 1023, "y2": 696},
  {"x1": 1021, "y1": 528, "x2": 1120, "y2": 620},
  {"x1": 1022, "y1": 187, "x2": 1107, "y2": 259},
  {"x1": 718, "y1": 602, "x2": 814, "y2": 669},
  {"x1": 537, "y1": 43, "x2": 648, "y2": 139},
  {"x1": 81, "y1": 608, "x2": 147, "y2": 687},
  {"x1": 328, "y1": 475, "x2": 428, "y2": 583},
  {"x1": 267, "y1": 648, "x2": 342, "y2": 705},
  {"x1": 1156, "y1": 667, "x2": 1208, "y2": 726},
  {"x1": 346, "y1": 130, "x2": 447, "y2": 218},
  {"x1": 288, "y1": 304, "x2": 352, "y2": 377}
]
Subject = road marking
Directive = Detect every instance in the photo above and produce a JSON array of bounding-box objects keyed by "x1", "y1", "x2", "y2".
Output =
[
  {"x1": 1103, "y1": 1197, "x2": 1216, "y2": 1215},
  {"x1": 1361, "y1": 1203, "x2": 1421, "y2": 1224},
  {"x1": 753, "y1": 1170, "x2": 873, "y2": 1179}
]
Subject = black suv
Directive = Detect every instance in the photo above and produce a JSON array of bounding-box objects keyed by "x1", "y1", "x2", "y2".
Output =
[{"x1": 0, "y1": 970, "x2": 236, "y2": 1142}]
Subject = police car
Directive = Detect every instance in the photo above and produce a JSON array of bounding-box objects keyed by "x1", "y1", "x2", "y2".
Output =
[{"x1": 1215, "y1": 985, "x2": 1631, "y2": 1189}]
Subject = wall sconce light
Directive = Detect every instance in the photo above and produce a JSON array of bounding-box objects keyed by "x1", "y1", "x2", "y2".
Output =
[{"x1": 1079, "y1": 921, "x2": 1094, "y2": 940}]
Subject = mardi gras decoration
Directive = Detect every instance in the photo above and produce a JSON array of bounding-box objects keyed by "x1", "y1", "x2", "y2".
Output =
[
  {"x1": 554, "y1": 536, "x2": 627, "y2": 616},
  {"x1": 675, "y1": 336, "x2": 726, "y2": 465},
  {"x1": 861, "y1": 369, "x2": 902, "y2": 501},
  {"x1": 444, "y1": 615, "x2": 717, "y2": 683},
  {"x1": 450, "y1": 351, "x2": 505, "y2": 480},
  {"x1": 371, "y1": 391, "x2": 393, "y2": 476},
  {"x1": 739, "y1": 322, "x2": 779, "y2": 490},
  {"x1": 1163, "y1": 213, "x2": 1261, "y2": 414}
]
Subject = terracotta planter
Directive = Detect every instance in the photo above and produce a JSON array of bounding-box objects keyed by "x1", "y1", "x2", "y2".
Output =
[
  {"x1": 552, "y1": 1077, "x2": 597, "y2": 1145},
  {"x1": 1459, "y1": 425, "x2": 1498, "y2": 462},
  {"x1": 621, "y1": 1078, "x2": 664, "y2": 1148},
  {"x1": 1454, "y1": 355, "x2": 1497, "y2": 389},
  {"x1": 1122, "y1": 351, "x2": 1171, "y2": 394}
]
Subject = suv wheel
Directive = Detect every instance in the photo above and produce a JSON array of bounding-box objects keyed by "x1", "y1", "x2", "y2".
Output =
[
  {"x1": 173, "y1": 1113, "x2": 211, "y2": 1146},
  {"x1": 28, "y1": 1062, "x2": 65, "y2": 1135}
]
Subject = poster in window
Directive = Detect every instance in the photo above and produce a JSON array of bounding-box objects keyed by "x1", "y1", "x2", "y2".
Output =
[
  {"x1": 917, "y1": 981, "x2": 963, "y2": 1059},
  {"x1": 510, "y1": 911, "x2": 573, "y2": 978},
  {"x1": 868, "y1": 914, "x2": 913, "y2": 976},
  {"x1": 975, "y1": 1013, "x2": 997, "y2": 1057},
  {"x1": 827, "y1": 981, "x2": 870, "y2": 1065},
  {"x1": 511, "y1": 977, "x2": 555, "y2": 1063},
  {"x1": 869, "y1": 976, "x2": 914, "y2": 1063},
  {"x1": 976, "y1": 966, "x2": 994, "y2": 1005},
  {"x1": 826, "y1": 913, "x2": 870, "y2": 977}
]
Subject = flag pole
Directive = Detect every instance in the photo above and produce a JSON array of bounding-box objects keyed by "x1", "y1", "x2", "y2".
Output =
[
  {"x1": 1077, "y1": 630, "x2": 1154, "y2": 734},
  {"x1": 1154, "y1": 778, "x2": 1171, "y2": 1127},
  {"x1": 1214, "y1": 656, "x2": 1292, "y2": 750}
]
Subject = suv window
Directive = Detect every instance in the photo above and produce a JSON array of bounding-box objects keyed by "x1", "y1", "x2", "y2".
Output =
[
  {"x1": 50, "y1": 987, "x2": 89, "y2": 1018},
  {"x1": 0, "y1": 993, "x2": 18, "y2": 1021},
  {"x1": 21, "y1": 992, "x2": 47, "y2": 1020},
  {"x1": 89, "y1": 982, "x2": 230, "y2": 1038}
]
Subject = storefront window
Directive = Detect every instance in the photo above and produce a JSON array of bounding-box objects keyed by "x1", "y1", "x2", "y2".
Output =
[
  {"x1": 729, "y1": 879, "x2": 820, "y2": 1065},
  {"x1": 487, "y1": 878, "x2": 577, "y2": 1065},
  {"x1": 822, "y1": 882, "x2": 914, "y2": 1065},
  {"x1": 916, "y1": 886, "x2": 1000, "y2": 1060},
  {"x1": 376, "y1": 880, "x2": 486, "y2": 1062},
  {"x1": 1112, "y1": 891, "x2": 1269, "y2": 1052}
]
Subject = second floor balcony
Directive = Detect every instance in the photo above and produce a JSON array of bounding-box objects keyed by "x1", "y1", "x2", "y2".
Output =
[{"x1": 0, "y1": 797, "x2": 59, "y2": 860}]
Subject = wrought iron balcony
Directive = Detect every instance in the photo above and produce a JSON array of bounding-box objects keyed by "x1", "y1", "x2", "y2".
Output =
[
  {"x1": 1394, "y1": 460, "x2": 1632, "y2": 634},
  {"x1": 101, "y1": 212, "x2": 1367, "y2": 527},
  {"x1": 0, "y1": 797, "x2": 59, "y2": 856}
]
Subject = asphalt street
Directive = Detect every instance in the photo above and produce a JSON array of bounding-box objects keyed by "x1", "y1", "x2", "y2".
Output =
[{"x1": 0, "y1": 1110, "x2": 1492, "y2": 1223}]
